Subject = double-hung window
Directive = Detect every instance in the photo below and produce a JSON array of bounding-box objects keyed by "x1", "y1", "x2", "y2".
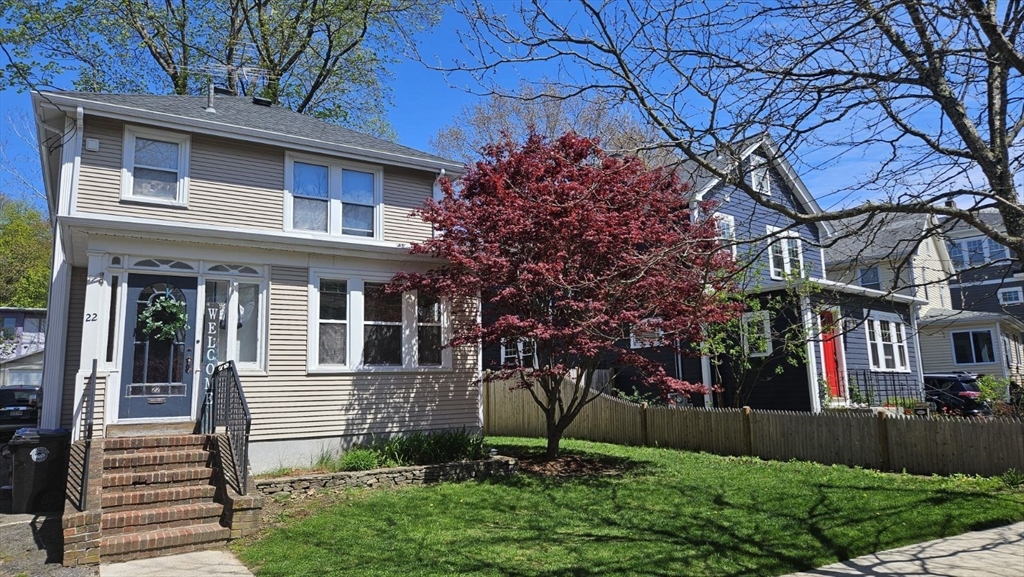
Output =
[
  {"x1": 859, "y1": 265, "x2": 881, "y2": 290},
  {"x1": 767, "y1": 226, "x2": 803, "y2": 279},
  {"x1": 715, "y1": 214, "x2": 736, "y2": 256},
  {"x1": 121, "y1": 126, "x2": 190, "y2": 206},
  {"x1": 948, "y1": 237, "x2": 1010, "y2": 270},
  {"x1": 865, "y1": 314, "x2": 909, "y2": 371},
  {"x1": 501, "y1": 339, "x2": 537, "y2": 368},
  {"x1": 951, "y1": 330, "x2": 995, "y2": 365},
  {"x1": 741, "y1": 311, "x2": 772, "y2": 357},
  {"x1": 309, "y1": 273, "x2": 449, "y2": 371},
  {"x1": 630, "y1": 319, "x2": 665, "y2": 349},
  {"x1": 287, "y1": 154, "x2": 381, "y2": 239},
  {"x1": 749, "y1": 155, "x2": 771, "y2": 196},
  {"x1": 998, "y1": 287, "x2": 1023, "y2": 306}
]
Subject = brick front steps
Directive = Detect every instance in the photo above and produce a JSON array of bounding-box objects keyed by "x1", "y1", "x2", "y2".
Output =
[{"x1": 62, "y1": 433, "x2": 264, "y2": 567}]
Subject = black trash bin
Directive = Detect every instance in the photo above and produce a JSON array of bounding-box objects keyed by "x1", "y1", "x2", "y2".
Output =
[{"x1": 8, "y1": 428, "x2": 70, "y2": 514}]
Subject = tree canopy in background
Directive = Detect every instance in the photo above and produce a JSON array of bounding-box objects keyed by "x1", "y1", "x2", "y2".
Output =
[
  {"x1": 393, "y1": 132, "x2": 741, "y2": 457},
  {"x1": 0, "y1": 194, "x2": 51, "y2": 308},
  {"x1": 0, "y1": 0, "x2": 446, "y2": 138},
  {"x1": 431, "y1": 82, "x2": 677, "y2": 166},
  {"x1": 444, "y1": 0, "x2": 1024, "y2": 255}
]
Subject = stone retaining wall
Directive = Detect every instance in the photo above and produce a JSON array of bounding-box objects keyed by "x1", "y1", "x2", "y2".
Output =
[{"x1": 256, "y1": 456, "x2": 518, "y2": 497}]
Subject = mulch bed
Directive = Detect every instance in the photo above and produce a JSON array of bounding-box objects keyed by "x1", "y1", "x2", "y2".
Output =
[{"x1": 516, "y1": 453, "x2": 628, "y2": 478}]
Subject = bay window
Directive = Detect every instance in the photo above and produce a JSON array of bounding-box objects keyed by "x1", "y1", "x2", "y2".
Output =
[
  {"x1": 286, "y1": 154, "x2": 382, "y2": 238},
  {"x1": 309, "y1": 272, "x2": 449, "y2": 371}
]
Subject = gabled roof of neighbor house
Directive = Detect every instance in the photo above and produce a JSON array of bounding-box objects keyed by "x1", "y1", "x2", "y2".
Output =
[
  {"x1": 942, "y1": 208, "x2": 1006, "y2": 239},
  {"x1": 826, "y1": 213, "x2": 953, "y2": 269},
  {"x1": 676, "y1": 134, "x2": 834, "y2": 237},
  {"x1": 32, "y1": 91, "x2": 463, "y2": 173}
]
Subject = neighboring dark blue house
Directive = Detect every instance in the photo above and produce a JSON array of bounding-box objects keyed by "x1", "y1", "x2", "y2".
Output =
[
  {"x1": 944, "y1": 209, "x2": 1024, "y2": 323},
  {"x1": 617, "y1": 136, "x2": 927, "y2": 412}
]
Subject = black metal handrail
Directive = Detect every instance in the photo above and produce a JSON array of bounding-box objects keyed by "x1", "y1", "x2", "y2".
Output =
[
  {"x1": 847, "y1": 369, "x2": 924, "y2": 408},
  {"x1": 212, "y1": 360, "x2": 252, "y2": 495}
]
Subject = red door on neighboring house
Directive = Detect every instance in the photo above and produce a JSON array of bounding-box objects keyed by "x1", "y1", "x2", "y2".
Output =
[{"x1": 820, "y1": 311, "x2": 842, "y2": 398}]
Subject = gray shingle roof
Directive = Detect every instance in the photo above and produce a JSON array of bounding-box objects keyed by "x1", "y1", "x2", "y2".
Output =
[
  {"x1": 919, "y1": 307, "x2": 1024, "y2": 330},
  {"x1": 825, "y1": 213, "x2": 934, "y2": 266},
  {"x1": 43, "y1": 91, "x2": 461, "y2": 170}
]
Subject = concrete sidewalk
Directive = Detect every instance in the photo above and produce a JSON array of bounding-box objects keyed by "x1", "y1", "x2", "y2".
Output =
[
  {"x1": 100, "y1": 550, "x2": 253, "y2": 577},
  {"x1": 786, "y1": 521, "x2": 1024, "y2": 576}
]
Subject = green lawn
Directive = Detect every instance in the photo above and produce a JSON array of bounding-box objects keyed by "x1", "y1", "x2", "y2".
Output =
[{"x1": 235, "y1": 437, "x2": 1024, "y2": 576}]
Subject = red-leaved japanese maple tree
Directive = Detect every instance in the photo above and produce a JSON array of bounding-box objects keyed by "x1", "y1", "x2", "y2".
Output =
[{"x1": 393, "y1": 133, "x2": 741, "y2": 458}]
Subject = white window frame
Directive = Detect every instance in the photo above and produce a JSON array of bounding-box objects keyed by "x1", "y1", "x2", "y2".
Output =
[
  {"x1": 950, "y1": 329, "x2": 997, "y2": 365},
  {"x1": 630, "y1": 319, "x2": 665, "y2": 349},
  {"x1": 500, "y1": 339, "x2": 538, "y2": 368},
  {"x1": 715, "y1": 214, "x2": 737, "y2": 256},
  {"x1": 121, "y1": 125, "x2": 191, "y2": 207},
  {"x1": 284, "y1": 152, "x2": 384, "y2": 240},
  {"x1": 865, "y1": 312, "x2": 910, "y2": 372},
  {"x1": 858, "y1": 265, "x2": 882, "y2": 290},
  {"x1": 741, "y1": 310, "x2": 772, "y2": 357},
  {"x1": 750, "y1": 155, "x2": 771, "y2": 196},
  {"x1": 998, "y1": 287, "x2": 1023, "y2": 305},
  {"x1": 307, "y1": 270, "x2": 451, "y2": 373},
  {"x1": 767, "y1": 226, "x2": 804, "y2": 280}
]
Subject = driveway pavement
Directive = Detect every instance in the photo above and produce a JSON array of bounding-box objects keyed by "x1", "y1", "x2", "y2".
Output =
[{"x1": 786, "y1": 521, "x2": 1024, "y2": 576}]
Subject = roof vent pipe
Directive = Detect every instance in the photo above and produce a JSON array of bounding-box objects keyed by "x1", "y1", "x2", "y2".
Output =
[{"x1": 205, "y1": 82, "x2": 216, "y2": 113}]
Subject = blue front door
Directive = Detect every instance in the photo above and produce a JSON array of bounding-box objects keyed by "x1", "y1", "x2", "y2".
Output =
[{"x1": 119, "y1": 274, "x2": 198, "y2": 419}]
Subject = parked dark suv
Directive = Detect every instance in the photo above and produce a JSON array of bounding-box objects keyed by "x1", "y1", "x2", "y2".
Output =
[
  {"x1": 0, "y1": 386, "x2": 41, "y2": 436},
  {"x1": 923, "y1": 373, "x2": 993, "y2": 417}
]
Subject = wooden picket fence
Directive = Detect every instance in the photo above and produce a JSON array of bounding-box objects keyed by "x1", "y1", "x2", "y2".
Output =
[{"x1": 482, "y1": 379, "x2": 1024, "y2": 477}]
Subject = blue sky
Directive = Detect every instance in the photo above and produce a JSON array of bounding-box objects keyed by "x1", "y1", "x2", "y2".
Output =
[{"x1": 0, "y1": 3, "x2": 950, "y2": 212}]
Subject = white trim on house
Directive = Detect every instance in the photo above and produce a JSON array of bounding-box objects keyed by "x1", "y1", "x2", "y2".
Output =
[
  {"x1": 800, "y1": 296, "x2": 822, "y2": 413},
  {"x1": 120, "y1": 125, "x2": 191, "y2": 207},
  {"x1": 40, "y1": 111, "x2": 80, "y2": 429},
  {"x1": 58, "y1": 213, "x2": 427, "y2": 263},
  {"x1": 948, "y1": 275, "x2": 1024, "y2": 288}
]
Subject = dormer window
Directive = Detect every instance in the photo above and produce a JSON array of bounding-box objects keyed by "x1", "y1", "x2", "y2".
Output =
[
  {"x1": 286, "y1": 154, "x2": 382, "y2": 239},
  {"x1": 121, "y1": 126, "x2": 190, "y2": 206}
]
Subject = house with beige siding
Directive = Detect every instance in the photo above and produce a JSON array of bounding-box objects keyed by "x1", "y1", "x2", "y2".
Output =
[
  {"x1": 32, "y1": 91, "x2": 480, "y2": 473},
  {"x1": 827, "y1": 213, "x2": 1024, "y2": 382}
]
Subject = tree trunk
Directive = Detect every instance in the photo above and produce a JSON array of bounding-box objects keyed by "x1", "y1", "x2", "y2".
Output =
[{"x1": 544, "y1": 423, "x2": 562, "y2": 460}]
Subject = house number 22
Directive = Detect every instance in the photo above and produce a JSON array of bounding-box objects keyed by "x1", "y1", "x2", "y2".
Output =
[{"x1": 85, "y1": 313, "x2": 98, "y2": 322}]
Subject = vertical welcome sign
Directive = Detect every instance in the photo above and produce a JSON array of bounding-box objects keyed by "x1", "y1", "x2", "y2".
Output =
[{"x1": 199, "y1": 302, "x2": 220, "y2": 433}]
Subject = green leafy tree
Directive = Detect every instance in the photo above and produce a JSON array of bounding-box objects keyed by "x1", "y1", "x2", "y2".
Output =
[
  {"x1": 0, "y1": 194, "x2": 51, "y2": 308},
  {"x1": 0, "y1": 0, "x2": 444, "y2": 137}
]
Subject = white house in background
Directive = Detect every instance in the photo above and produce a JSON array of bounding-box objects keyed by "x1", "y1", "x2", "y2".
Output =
[
  {"x1": 32, "y1": 90, "x2": 479, "y2": 472},
  {"x1": 0, "y1": 307, "x2": 47, "y2": 387}
]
